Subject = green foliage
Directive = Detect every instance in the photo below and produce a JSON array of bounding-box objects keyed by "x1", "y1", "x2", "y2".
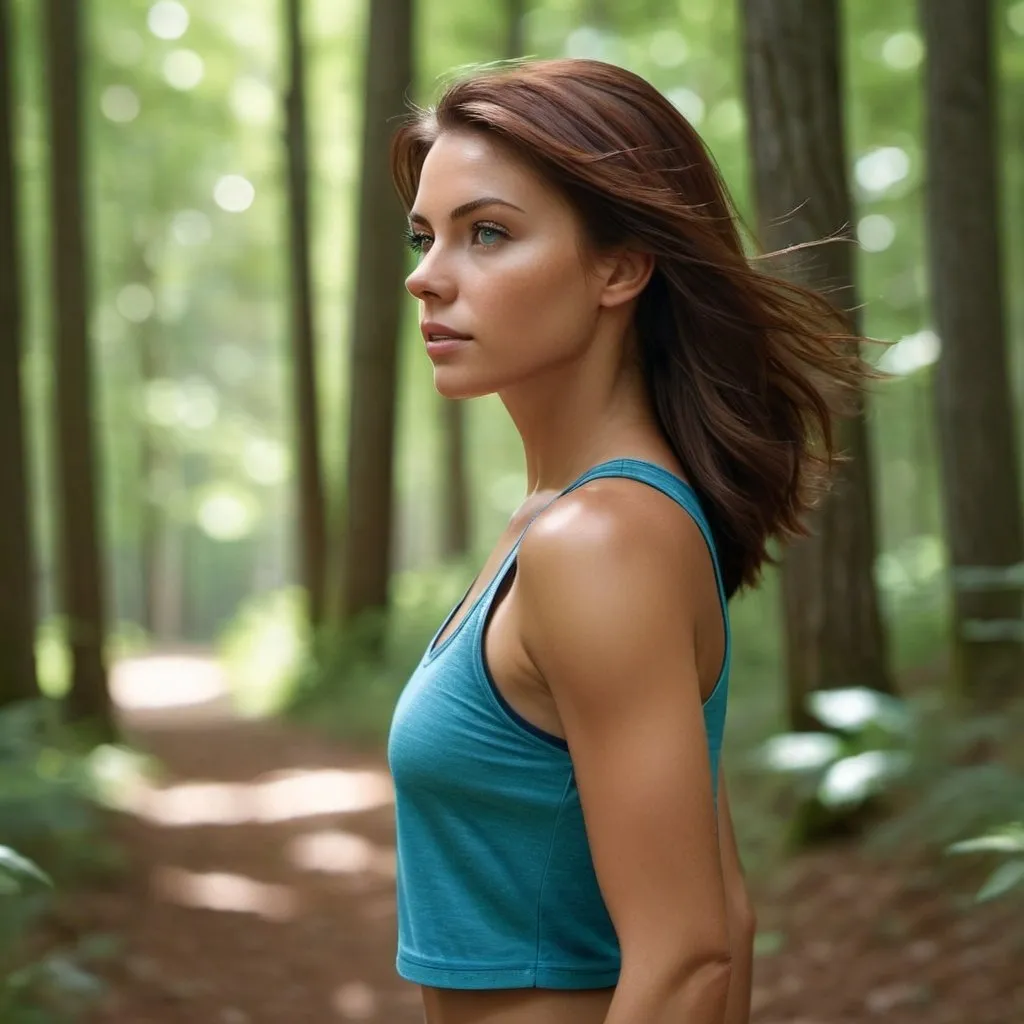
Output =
[
  {"x1": 948, "y1": 822, "x2": 1024, "y2": 903},
  {"x1": 0, "y1": 702, "x2": 127, "y2": 1022}
]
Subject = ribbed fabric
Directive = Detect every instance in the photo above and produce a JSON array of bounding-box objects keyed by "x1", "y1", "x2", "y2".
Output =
[{"x1": 387, "y1": 459, "x2": 731, "y2": 990}]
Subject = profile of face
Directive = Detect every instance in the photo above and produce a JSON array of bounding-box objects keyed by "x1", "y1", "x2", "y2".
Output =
[{"x1": 404, "y1": 131, "x2": 629, "y2": 400}]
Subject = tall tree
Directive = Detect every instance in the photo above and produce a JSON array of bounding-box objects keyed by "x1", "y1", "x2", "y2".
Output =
[
  {"x1": 919, "y1": 0, "x2": 1024, "y2": 706},
  {"x1": 284, "y1": 0, "x2": 328, "y2": 626},
  {"x1": 338, "y1": 0, "x2": 414, "y2": 624},
  {"x1": 742, "y1": 0, "x2": 893, "y2": 729},
  {"x1": 43, "y1": 0, "x2": 113, "y2": 735},
  {"x1": 0, "y1": 0, "x2": 38, "y2": 706}
]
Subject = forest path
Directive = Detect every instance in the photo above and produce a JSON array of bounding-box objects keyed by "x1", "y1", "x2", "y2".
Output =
[{"x1": 73, "y1": 652, "x2": 1022, "y2": 1024}]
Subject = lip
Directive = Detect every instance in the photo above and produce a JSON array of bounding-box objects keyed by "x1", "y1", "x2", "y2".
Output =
[{"x1": 421, "y1": 321, "x2": 472, "y2": 360}]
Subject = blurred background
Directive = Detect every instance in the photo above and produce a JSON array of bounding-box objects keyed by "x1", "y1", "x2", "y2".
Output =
[{"x1": 1, "y1": 0, "x2": 1022, "y2": 1022}]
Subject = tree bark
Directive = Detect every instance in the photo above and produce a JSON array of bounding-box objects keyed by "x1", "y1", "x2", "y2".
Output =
[
  {"x1": 742, "y1": 0, "x2": 893, "y2": 729},
  {"x1": 919, "y1": 0, "x2": 1024, "y2": 707},
  {"x1": 339, "y1": 0, "x2": 414, "y2": 624},
  {"x1": 0, "y1": 0, "x2": 39, "y2": 706},
  {"x1": 43, "y1": 0, "x2": 113, "y2": 735},
  {"x1": 285, "y1": 0, "x2": 328, "y2": 627}
]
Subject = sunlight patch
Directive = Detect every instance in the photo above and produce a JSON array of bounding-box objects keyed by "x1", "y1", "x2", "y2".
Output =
[
  {"x1": 110, "y1": 655, "x2": 227, "y2": 710},
  {"x1": 288, "y1": 830, "x2": 395, "y2": 877},
  {"x1": 153, "y1": 867, "x2": 297, "y2": 920},
  {"x1": 332, "y1": 981, "x2": 376, "y2": 1019}
]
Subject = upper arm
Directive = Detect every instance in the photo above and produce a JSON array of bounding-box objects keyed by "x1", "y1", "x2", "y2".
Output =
[{"x1": 517, "y1": 487, "x2": 731, "y2": 972}]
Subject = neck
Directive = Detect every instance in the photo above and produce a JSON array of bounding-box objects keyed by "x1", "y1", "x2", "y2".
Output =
[{"x1": 498, "y1": 330, "x2": 664, "y2": 496}]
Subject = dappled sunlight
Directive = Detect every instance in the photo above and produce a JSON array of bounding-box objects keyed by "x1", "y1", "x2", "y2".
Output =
[
  {"x1": 332, "y1": 981, "x2": 377, "y2": 1019},
  {"x1": 119, "y1": 767, "x2": 394, "y2": 827},
  {"x1": 287, "y1": 829, "x2": 396, "y2": 877},
  {"x1": 111, "y1": 655, "x2": 227, "y2": 710},
  {"x1": 152, "y1": 866, "x2": 298, "y2": 921}
]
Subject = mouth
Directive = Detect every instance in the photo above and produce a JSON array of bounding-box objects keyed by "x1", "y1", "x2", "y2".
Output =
[{"x1": 420, "y1": 321, "x2": 473, "y2": 344}]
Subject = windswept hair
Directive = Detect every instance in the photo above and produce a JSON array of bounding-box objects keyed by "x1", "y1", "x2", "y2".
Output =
[{"x1": 391, "y1": 58, "x2": 872, "y2": 598}]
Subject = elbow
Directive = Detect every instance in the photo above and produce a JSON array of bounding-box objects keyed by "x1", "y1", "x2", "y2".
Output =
[
  {"x1": 639, "y1": 948, "x2": 734, "y2": 1016},
  {"x1": 730, "y1": 894, "x2": 757, "y2": 948}
]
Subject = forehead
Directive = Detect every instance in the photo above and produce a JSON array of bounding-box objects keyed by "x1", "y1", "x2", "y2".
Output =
[{"x1": 413, "y1": 130, "x2": 559, "y2": 211}]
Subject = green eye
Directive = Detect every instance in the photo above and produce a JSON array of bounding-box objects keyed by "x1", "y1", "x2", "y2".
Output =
[{"x1": 474, "y1": 224, "x2": 506, "y2": 246}]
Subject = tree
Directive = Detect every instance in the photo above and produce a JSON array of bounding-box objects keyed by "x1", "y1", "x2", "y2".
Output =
[
  {"x1": 284, "y1": 0, "x2": 328, "y2": 627},
  {"x1": 338, "y1": 0, "x2": 414, "y2": 624},
  {"x1": 919, "y1": 0, "x2": 1024, "y2": 707},
  {"x1": 741, "y1": 0, "x2": 893, "y2": 729},
  {"x1": 43, "y1": 0, "x2": 113, "y2": 736},
  {"x1": 0, "y1": 0, "x2": 38, "y2": 706}
]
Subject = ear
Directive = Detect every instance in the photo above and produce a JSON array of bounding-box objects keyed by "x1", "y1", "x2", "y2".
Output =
[{"x1": 596, "y1": 248, "x2": 655, "y2": 309}]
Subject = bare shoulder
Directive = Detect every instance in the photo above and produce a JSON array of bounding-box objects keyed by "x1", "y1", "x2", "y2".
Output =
[
  {"x1": 515, "y1": 478, "x2": 719, "y2": 703},
  {"x1": 517, "y1": 477, "x2": 714, "y2": 607}
]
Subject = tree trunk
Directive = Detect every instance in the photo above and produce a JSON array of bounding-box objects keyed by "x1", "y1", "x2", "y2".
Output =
[
  {"x1": 919, "y1": 0, "x2": 1024, "y2": 707},
  {"x1": 338, "y1": 0, "x2": 414, "y2": 624},
  {"x1": 0, "y1": 0, "x2": 39, "y2": 706},
  {"x1": 43, "y1": 0, "x2": 113, "y2": 736},
  {"x1": 285, "y1": 0, "x2": 328, "y2": 627},
  {"x1": 741, "y1": 0, "x2": 893, "y2": 729},
  {"x1": 505, "y1": 0, "x2": 526, "y2": 58}
]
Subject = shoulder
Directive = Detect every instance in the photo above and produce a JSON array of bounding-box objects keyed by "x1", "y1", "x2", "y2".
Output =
[
  {"x1": 518, "y1": 477, "x2": 712, "y2": 607},
  {"x1": 515, "y1": 479, "x2": 714, "y2": 697}
]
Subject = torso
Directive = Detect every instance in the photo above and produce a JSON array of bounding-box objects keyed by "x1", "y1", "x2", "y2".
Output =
[{"x1": 416, "y1": 459, "x2": 725, "y2": 1024}]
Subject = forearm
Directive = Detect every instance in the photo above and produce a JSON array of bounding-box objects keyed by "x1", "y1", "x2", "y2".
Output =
[{"x1": 602, "y1": 957, "x2": 732, "y2": 1024}]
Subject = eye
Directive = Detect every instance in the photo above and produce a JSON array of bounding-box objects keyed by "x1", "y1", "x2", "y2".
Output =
[
  {"x1": 404, "y1": 227, "x2": 432, "y2": 254},
  {"x1": 472, "y1": 222, "x2": 508, "y2": 247}
]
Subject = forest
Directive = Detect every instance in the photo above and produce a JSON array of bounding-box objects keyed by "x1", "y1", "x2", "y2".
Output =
[{"x1": 1, "y1": 0, "x2": 1022, "y2": 1022}]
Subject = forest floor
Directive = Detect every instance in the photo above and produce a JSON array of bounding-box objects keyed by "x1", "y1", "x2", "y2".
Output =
[{"x1": 60, "y1": 653, "x2": 1024, "y2": 1024}]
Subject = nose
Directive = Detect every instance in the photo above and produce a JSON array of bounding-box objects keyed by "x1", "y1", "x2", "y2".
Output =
[{"x1": 405, "y1": 247, "x2": 456, "y2": 304}]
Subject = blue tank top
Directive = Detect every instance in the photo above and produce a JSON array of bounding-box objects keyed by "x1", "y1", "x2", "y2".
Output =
[{"x1": 387, "y1": 458, "x2": 731, "y2": 991}]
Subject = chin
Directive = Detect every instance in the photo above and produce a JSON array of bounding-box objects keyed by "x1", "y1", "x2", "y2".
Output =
[{"x1": 432, "y1": 368, "x2": 499, "y2": 401}]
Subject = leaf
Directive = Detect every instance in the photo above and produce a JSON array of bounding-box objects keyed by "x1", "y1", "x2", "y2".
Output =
[
  {"x1": 949, "y1": 830, "x2": 1024, "y2": 856},
  {"x1": 976, "y1": 859, "x2": 1024, "y2": 902},
  {"x1": 757, "y1": 732, "x2": 843, "y2": 773},
  {"x1": 807, "y1": 687, "x2": 912, "y2": 736},
  {"x1": 817, "y1": 750, "x2": 911, "y2": 809},
  {"x1": 0, "y1": 847, "x2": 53, "y2": 888}
]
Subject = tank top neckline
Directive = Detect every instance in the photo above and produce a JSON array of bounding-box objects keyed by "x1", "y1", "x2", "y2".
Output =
[{"x1": 423, "y1": 457, "x2": 711, "y2": 666}]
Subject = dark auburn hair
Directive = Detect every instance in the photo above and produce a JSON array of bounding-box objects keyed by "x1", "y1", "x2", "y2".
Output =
[{"x1": 390, "y1": 58, "x2": 872, "y2": 598}]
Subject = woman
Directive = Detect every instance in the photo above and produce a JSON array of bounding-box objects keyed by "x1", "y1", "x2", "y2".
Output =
[{"x1": 387, "y1": 58, "x2": 866, "y2": 1024}]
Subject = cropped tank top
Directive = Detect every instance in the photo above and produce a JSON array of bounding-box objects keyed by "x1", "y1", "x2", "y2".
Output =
[{"x1": 387, "y1": 458, "x2": 731, "y2": 991}]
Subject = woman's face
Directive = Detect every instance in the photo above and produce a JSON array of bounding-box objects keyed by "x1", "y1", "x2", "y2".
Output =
[{"x1": 405, "y1": 130, "x2": 605, "y2": 399}]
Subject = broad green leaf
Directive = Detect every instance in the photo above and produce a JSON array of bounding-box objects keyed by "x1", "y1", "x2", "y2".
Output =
[
  {"x1": 0, "y1": 847, "x2": 52, "y2": 888},
  {"x1": 807, "y1": 687, "x2": 912, "y2": 735},
  {"x1": 757, "y1": 732, "x2": 842, "y2": 772},
  {"x1": 949, "y1": 827, "x2": 1024, "y2": 856},
  {"x1": 976, "y1": 859, "x2": 1024, "y2": 902},
  {"x1": 817, "y1": 750, "x2": 911, "y2": 808}
]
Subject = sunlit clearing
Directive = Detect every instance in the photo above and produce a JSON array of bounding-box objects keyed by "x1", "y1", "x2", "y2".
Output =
[
  {"x1": 877, "y1": 329, "x2": 939, "y2": 376},
  {"x1": 667, "y1": 87, "x2": 705, "y2": 126},
  {"x1": 857, "y1": 214, "x2": 896, "y2": 253},
  {"x1": 332, "y1": 981, "x2": 377, "y2": 1020},
  {"x1": 110, "y1": 655, "x2": 227, "y2": 711},
  {"x1": 101, "y1": 85, "x2": 140, "y2": 123},
  {"x1": 171, "y1": 208, "x2": 212, "y2": 245},
  {"x1": 243, "y1": 437, "x2": 290, "y2": 485},
  {"x1": 648, "y1": 28, "x2": 688, "y2": 68},
  {"x1": 288, "y1": 830, "x2": 396, "y2": 877},
  {"x1": 153, "y1": 867, "x2": 297, "y2": 921},
  {"x1": 214, "y1": 174, "x2": 256, "y2": 213},
  {"x1": 1011, "y1": 2, "x2": 1024, "y2": 35},
  {"x1": 163, "y1": 49, "x2": 204, "y2": 90},
  {"x1": 881, "y1": 31, "x2": 923, "y2": 70},
  {"x1": 195, "y1": 485, "x2": 258, "y2": 541},
  {"x1": 230, "y1": 76, "x2": 277, "y2": 125},
  {"x1": 855, "y1": 147, "x2": 910, "y2": 193},
  {"x1": 147, "y1": 0, "x2": 189, "y2": 41},
  {"x1": 119, "y1": 768, "x2": 394, "y2": 827},
  {"x1": 116, "y1": 282, "x2": 155, "y2": 323}
]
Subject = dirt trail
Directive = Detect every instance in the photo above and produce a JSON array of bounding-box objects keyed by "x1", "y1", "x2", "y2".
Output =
[{"x1": 71, "y1": 654, "x2": 1023, "y2": 1024}]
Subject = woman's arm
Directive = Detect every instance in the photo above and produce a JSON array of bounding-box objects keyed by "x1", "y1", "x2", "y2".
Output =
[
  {"x1": 717, "y1": 767, "x2": 756, "y2": 1024},
  {"x1": 517, "y1": 485, "x2": 733, "y2": 1024}
]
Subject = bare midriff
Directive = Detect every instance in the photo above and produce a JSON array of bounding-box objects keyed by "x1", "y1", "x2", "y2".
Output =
[{"x1": 420, "y1": 986, "x2": 615, "y2": 1024}]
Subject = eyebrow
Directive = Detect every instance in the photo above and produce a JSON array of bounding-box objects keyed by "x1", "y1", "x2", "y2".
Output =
[{"x1": 408, "y1": 196, "x2": 525, "y2": 228}]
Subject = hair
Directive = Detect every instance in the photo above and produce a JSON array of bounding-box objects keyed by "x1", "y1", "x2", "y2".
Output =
[{"x1": 390, "y1": 58, "x2": 874, "y2": 599}]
